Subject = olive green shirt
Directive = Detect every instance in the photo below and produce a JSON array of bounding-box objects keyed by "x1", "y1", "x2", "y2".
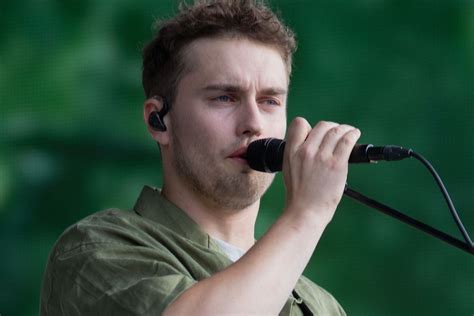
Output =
[{"x1": 40, "y1": 185, "x2": 346, "y2": 315}]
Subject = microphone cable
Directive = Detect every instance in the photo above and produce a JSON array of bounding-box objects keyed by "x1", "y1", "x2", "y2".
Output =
[
  {"x1": 345, "y1": 149, "x2": 473, "y2": 255},
  {"x1": 246, "y1": 138, "x2": 473, "y2": 254}
]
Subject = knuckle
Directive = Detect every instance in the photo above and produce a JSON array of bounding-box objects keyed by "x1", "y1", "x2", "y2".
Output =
[
  {"x1": 291, "y1": 117, "x2": 311, "y2": 130},
  {"x1": 315, "y1": 151, "x2": 330, "y2": 164},
  {"x1": 319, "y1": 154, "x2": 345, "y2": 170},
  {"x1": 315, "y1": 121, "x2": 326, "y2": 129},
  {"x1": 341, "y1": 136, "x2": 352, "y2": 146},
  {"x1": 330, "y1": 126, "x2": 342, "y2": 135},
  {"x1": 298, "y1": 146, "x2": 314, "y2": 161},
  {"x1": 316, "y1": 121, "x2": 336, "y2": 129},
  {"x1": 342, "y1": 129, "x2": 359, "y2": 144},
  {"x1": 328, "y1": 158, "x2": 340, "y2": 170}
]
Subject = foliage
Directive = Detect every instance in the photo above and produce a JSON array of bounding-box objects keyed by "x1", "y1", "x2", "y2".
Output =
[{"x1": 1, "y1": 1, "x2": 473, "y2": 315}]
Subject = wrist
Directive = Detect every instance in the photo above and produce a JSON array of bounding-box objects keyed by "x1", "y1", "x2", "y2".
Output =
[{"x1": 281, "y1": 204, "x2": 332, "y2": 235}]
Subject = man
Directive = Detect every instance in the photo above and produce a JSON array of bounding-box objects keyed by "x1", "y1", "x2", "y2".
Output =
[{"x1": 40, "y1": 0, "x2": 360, "y2": 315}]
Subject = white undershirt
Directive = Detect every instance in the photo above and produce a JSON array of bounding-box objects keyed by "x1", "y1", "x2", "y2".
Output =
[{"x1": 212, "y1": 237, "x2": 247, "y2": 262}]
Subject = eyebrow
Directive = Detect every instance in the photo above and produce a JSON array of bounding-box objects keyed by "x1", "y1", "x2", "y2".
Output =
[{"x1": 202, "y1": 84, "x2": 287, "y2": 96}]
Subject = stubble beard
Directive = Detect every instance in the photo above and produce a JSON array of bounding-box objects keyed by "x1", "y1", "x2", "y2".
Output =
[{"x1": 171, "y1": 129, "x2": 275, "y2": 210}]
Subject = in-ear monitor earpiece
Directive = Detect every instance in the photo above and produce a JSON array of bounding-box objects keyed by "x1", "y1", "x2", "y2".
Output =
[{"x1": 148, "y1": 96, "x2": 170, "y2": 132}]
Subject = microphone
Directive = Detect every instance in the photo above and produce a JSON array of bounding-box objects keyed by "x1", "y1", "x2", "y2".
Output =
[{"x1": 246, "y1": 138, "x2": 412, "y2": 172}]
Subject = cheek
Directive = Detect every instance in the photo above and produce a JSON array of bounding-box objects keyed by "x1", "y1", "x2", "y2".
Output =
[
  {"x1": 268, "y1": 113, "x2": 287, "y2": 139},
  {"x1": 276, "y1": 120, "x2": 287, "y2": 137},
  {"x1": 187, "y1": 117, "x2": 222, "y2": 141},
  {"x1": 173, "y1": 112, "x2": 227, "y2": 150}
]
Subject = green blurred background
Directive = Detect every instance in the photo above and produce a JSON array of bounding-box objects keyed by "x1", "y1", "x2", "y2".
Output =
[{"x1": 1, "y1": 0, "x2": 473, "y2": 315}]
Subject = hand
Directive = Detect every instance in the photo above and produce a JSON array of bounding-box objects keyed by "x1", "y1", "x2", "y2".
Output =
[{"x1": 283, "y1": 118, "x2": 361, "y2": 225}]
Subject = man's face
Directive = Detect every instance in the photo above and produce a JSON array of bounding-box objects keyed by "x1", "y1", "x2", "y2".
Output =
[{"x1": 167, "y1": 37, "x2": 288, "y2": 210}]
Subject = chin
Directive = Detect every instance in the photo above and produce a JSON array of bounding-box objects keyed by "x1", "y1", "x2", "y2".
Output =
[{"x1": 218, "y1": 172, "x2": 274, "y2": 209}]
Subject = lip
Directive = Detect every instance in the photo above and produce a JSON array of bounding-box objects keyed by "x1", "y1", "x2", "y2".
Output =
[
  {"x1": 228, "y1": 146, "x2": 248, "y2": 164},
  {"x1": 229, "y1": 146, "x2": 247, "y2": 158}
]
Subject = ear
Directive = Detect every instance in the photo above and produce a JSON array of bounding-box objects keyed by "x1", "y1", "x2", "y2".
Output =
[{"x1": 143, "y1": 96, "x2": 170, "y2": 146}]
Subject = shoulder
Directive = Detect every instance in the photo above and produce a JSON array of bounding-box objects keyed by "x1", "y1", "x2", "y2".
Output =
[
  {"x1": 48, "y1": 208, "x2": 184, "y2": 258},
  {"x1": 40, "y1": 209, "x2": 197, "y2": 315},
  {"x1": 48, "y1": 209, "x2": 150, "y2": 257}
]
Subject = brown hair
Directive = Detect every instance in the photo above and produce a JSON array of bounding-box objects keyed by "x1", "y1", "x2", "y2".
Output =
[{"x1": 142, "y1": 0, "x2": 297, "y2": 103}]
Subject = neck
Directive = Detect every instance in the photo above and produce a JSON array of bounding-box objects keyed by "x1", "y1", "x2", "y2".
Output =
[{"x1": 161, "y1": 177, "x2": 259, "y2": 252}]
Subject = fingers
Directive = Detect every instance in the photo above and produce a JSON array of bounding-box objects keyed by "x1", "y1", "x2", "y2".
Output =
[
  {"x1": 285, "y1": 117, "x2": 312, "y2": 158},
  {"x1": 318, "y1": 124, "x2": 360, "y2": 160},
  {"x1": 285, "y1": 119, "x2": 360, "y2": 165},
  {"x1": 332, "y1": 128, "x2": 361, "y2": 162},
  {"x1": 304, "y1": 121, "x2": 340, "y2": 154},
  {"x1": 283, "y1": 119, "x2": 361, "y2": 222}
]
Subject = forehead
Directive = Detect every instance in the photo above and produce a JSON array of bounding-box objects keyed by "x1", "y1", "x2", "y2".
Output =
[{"x1": 179, "y1": 37, "x2": 289, "y2": 90}]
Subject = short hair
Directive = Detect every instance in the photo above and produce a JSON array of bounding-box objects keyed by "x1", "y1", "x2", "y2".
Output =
[{"x1": 142, "y1": 0, "x2": 297, "y2": 103}]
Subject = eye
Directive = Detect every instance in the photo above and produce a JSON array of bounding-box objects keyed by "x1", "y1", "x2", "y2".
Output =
[
  {"x1": 214, "y1": 95, "x2": 233, "y2": 102},
  {"x1": 260, "y1": 98, "x2": 281, "y2": 106}
]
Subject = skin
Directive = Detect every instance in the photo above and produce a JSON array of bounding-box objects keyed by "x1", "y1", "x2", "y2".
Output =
[
  {"x1": 143, "y1": 36, "x2": 360, "y2": 315},
  {"x1": 145, "y1": 37, "x2": 288, "y2": 250}
]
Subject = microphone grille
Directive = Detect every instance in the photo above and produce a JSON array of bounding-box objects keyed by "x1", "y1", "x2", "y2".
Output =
[{"x1": 246, "y1": 138, "x2": 285, "y2": 172}]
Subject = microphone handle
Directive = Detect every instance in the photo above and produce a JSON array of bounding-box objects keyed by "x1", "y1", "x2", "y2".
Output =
[{"x1": 246, "y1": 138, "x2": 412, "y2": 173}]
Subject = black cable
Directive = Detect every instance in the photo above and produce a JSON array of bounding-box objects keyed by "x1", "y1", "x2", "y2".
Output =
[
  {"x1": 409, "y1": 150, "x2": 473, "y2": 248},
  {"x1": 344, "y1": 187, "x2": 473, "y2": 254},
  {"x1": 344, "y1": 149, "x2": 474, "y2": 255},
  {"x1": 246, "y1": 138, "x2": 473, "y2": 253}
]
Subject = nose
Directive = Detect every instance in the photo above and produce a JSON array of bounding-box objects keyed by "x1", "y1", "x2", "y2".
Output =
[{"x1": 236, "y1": 99, "x2": 263, "y2": 137}]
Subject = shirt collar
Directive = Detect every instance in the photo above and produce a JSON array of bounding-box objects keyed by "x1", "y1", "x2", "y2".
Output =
[{"x1": 133, "y1": 185, "x2": 212, "y2": 248}]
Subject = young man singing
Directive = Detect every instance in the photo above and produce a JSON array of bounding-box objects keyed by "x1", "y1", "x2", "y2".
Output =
[{"x1": 41, "y1": 1, "x2": 360, "y2": 315}]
